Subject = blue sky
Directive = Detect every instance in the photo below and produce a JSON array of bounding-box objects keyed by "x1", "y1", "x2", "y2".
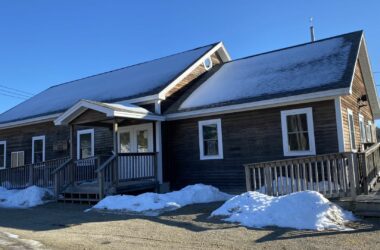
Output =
[{"x1": 0, "y1": 0, "x2": 379, "y2": 123}]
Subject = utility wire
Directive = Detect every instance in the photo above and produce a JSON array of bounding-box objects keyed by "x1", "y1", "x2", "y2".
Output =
[
  {"x1": 0, "y1": 84, "x2": 34, "y2": 96},
  {"x1": 0, "y1": 92, "x2": 28, "y2": 100},
  {"x1": 0, "y1": 89, "x2": 31, "y2": 98}
]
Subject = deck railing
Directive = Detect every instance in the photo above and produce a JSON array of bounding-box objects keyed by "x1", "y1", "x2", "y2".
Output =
[
  {"x1": 244, "y1": 153, "x2": 359, "y2": 199},
  {"x1": 96, "y1": 152, "x2": 157, "y2": 199},
  {"x1": 358, "y1": 143, "x2": 380, "y2": 194},
  {"x1": 0, "y1": 157, "x2": 70, "y2": 189}
]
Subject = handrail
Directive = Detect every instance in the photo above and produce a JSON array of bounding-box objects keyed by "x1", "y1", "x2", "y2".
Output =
[
  {"x1": 74, "y1": 155, "x2": 99, "y2": 163},
  {"x1": 118, "y1": 152, "x2": 156, "y2": 156},
  {"x1": 96, "y1": 154, "x2": 116, "y2": 173},
  {"x1": 244, "y1": 152, "x2": 348, "y2": 168},
  {"x1": 364, "y1": 142, "x2": 380, "y2": 156},
  {"x1": 51, "y1": 158, "x2": 73, "y2": 175}
]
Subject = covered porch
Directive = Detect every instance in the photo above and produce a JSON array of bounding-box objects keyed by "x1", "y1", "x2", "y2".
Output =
[{"x1": 52, "y1": 99, "x2": 165, "y2": 202}]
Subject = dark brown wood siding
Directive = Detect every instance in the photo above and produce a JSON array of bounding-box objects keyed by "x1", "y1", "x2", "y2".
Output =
[
  {"x1": 163, "y1": 100, "x2": 339, "y2": 192},
  {"x1": 0, "y1": 122, "x2": 70, "y2": 167},
  {"x1": 341, "y1": 61, "x2": 376, "y2": 151}
]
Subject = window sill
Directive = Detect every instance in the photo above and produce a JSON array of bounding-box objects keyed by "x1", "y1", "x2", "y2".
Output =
[
  {"x1": 200, "y1": 155, "x2": 223, "y2": 160},
  {"x1": 283, "y1": 150, "x2": 316, "y2": 157}
]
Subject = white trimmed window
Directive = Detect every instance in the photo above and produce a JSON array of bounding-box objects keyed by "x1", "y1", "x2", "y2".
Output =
[
  {"x1": 198, "y1": 119, "x2": 223, "y2": 160},
  {"x1": 0, "y1": 141, "x2": 6, "y2": 169},
  {"x1": 281, "y1": 108, "x2": 316, "y2": 156},
  {"x1": 347, "y1": 109, "x2": 356, "y2": 150},
  {"x1": 77, "y1": 129, "x2": 94, "y2": 159},
  {"x1": 367, "y1": 121, "x2": 374, "y2": 143},
  {"x1": 359, "y1": 114, "x2": 366, "y2": 143},
  {"x1": 11, "y1": 151, "x2": 24, "y2": 168},
  {"x1": 32, "y1": 135, "x2": 45, "y2": 163}
]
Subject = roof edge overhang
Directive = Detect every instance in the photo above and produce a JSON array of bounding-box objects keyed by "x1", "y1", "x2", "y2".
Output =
[
  {"x1": 54, "y1": 100, "x2": 164, "y2": 126},
  {"x1": 353, "y1": 35, "x2": 380, "y2": 119},
  {"x1": 166, "y1": 88, "x2": 349, "y2": 120},
  {"x1": 158, "y1": 42, "x2": 231, "y2": 100},
  {"x1": 0, "y1": 113, "x2": 62, "y2": 130}
]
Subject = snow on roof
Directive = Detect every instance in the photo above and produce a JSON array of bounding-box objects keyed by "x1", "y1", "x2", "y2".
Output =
[
  {"x1": 0, "y1": 43, "x2": 217, "y2": 124},
  {"x1": 178, "y1": 31, "x2": 362, "y2": 111}
]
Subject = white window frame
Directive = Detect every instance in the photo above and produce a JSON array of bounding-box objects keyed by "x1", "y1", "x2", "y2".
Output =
[
  {"x1": 198, "y1": 119, "x2": 223, "y2": 160},
  {"x1": 347, "y1": 109, "x2": 356, "y2": 151},
  {"x1": 358, "y1": 114, "x2": 366, "y2": 143},
  {"x1": 32, "y1": 135, "x2": 46, "y2": 164},
  {"x1": 0, "y1": 141, "x2": 6, "y2": 169},
  {"x1": 281, "y1": 107, "x2": 316, "y2": 157},
  {"x1": 203, "y1": 56, "x2": 213, "y2": 71},
  {"x1": 77, "y1": 129, "x2": 95, "y2": 160},
  {"x1": 11, "y1": 151, "x2": 24, "y2": 168}
]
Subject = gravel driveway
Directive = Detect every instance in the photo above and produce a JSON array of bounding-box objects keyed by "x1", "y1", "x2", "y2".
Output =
[{"x1": 0, "y1": 202, "x2": 379, "y2": 249}]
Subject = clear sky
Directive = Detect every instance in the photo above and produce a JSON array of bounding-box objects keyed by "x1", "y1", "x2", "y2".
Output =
[{"x1": 0, "y1": 1, "x2": 379, "y2": 123}]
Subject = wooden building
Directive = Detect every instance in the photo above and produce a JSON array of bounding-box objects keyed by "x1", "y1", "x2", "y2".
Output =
[{"x1": 0, "y1": 31, "x2": 379, "y2": 202}]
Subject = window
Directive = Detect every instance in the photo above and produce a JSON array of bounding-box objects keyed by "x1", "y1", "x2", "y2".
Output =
[
  {"x1": 367, "y1": 121, "x2": 374, "y2": 143},
  {"x1": 32, "y1": 136, "x2": 45, "y2": 163},
  {"x1": 198, "y1": 119, "x2": 223, "y2": 160},
  {"x1": 359, "y1": 114, "x2": 366, "y2": 143},
  {"x1": 11, "y1": 151, "x2": 24, "y2": 168},
  {"x1": 77, "y1": 129, "x2": 94, "y2": 159},
  {"x1": 203, "y1": 57, "x2": 213, "y2": 70},
  {"x1": 347, "y1": 109, "x2": 356, "y2": 150},
  {"x1": 281, "y1": 108, "x2": 316, "y2": 156},
  {"x1": 0, "y1": 141, "x2": 6, "y2": 169}
]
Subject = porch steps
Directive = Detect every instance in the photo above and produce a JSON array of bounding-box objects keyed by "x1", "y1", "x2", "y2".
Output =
[{"x1": 58, "y1": 192, "x2": 100, "y2": 205}]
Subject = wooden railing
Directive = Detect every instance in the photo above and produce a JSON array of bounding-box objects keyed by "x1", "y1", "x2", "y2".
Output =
[
  {"x1": 358, "y1": 143, "x2": 380, "y2": 194},
  {"x1": 96, "y1": 152, "x2": 157, "y2": 199},
  {"x1": 0, "y1": 157, "x2": 70, "y2": 189},
  {"x1": 52, "y1": 158, "x2": 74, "y2": 197},
  {"x1": 74, "y1": 156, "x2": 99, "y2": 183},
  {"x1": 244, "y1": 153, "x2": 359, "y2": 199}
]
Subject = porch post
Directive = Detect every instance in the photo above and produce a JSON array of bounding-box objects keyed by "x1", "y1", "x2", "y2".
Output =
[
  {"x1": 154, "y1": 100, "x2": 163, "y2": 185},
  {"x1": 113, "y1": 120, "x2": 119, "y2": 186},
  {"x1": 70, "y1": 124, "x2": 75, "y2": 159}
]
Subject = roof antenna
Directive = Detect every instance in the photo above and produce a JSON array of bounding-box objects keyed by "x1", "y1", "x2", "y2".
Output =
[{"x1": 310, "y1": 17, "x2": 315, "y2": 42}]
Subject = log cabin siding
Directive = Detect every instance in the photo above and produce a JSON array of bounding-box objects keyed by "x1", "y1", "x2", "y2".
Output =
[
  {"x1": 0, "y1": 122, "x2": 70, "y2": 167},
  {"x1": 341, "y1": 61, "x2": 375, "y2": 151},
  {"x1": 163, "y1": 100, "x2": 339, "y2": 192}
]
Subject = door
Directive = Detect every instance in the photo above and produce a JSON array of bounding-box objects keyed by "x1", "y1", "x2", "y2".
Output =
[{"x1": 118, "y1": 123, "x2": 154, "y2": 180}]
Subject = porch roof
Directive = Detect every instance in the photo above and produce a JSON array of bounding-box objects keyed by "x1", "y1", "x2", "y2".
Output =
[{"x1": 54, "y1": 99, "x2": 164, "y2": 125}]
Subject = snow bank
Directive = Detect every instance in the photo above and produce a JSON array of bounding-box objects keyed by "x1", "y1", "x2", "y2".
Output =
[
  {"x1": 212, "y1": 191, "x2": 355, "y2": 231},
  {"x1": 91, "y1": 184, "x2": 232, "y2": 215},
  {"x1": 0, "y1": 186, "x2": 53, "y2": 208}
]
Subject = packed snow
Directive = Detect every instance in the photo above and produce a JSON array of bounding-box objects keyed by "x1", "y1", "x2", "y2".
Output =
[
  {"x1": 90, "y1": 184, "x2": 232, "y2": 215},
  {"x1": 0, "y1": 186, "x2": 53, "y2": 208},
  {"x1": 180, "y1": 35, "x2": 356, "y2": 109},
  {"x1": 211, "y1": 191, "x2": 355, "y2": 231},
  {"x1": 0, "y1": 44, "x2": 214, "y2": 124}
]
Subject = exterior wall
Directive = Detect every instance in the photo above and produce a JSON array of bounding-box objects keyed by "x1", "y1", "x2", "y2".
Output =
[
  {"x1": 0, "y1": 122, "x2": 70, "y2": 167},
  {"x1": 163, "y1": 100, "x2": 339, "y2": 192},
  {"x1": 341, "y1": 61, "x2": 376, "y2": 151}
]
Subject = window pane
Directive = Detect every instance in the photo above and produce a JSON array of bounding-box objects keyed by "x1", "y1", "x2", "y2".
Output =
[
  {"x1": 120, "y1": 132, "x2": 131, "y2": 153},
  {"x1": 287, "y1": 114, "x2": 308, "y2": 133},
  {"x1": 349, "y1": 115, "x2": 356, "y2": 149},
  {"x1": 34, "y1": 140, "x2": 43, "y2": 153},
  {"x1": 80, "y1": 133, "x2": 92, "y2": 159},
  {"x1": 137, "y1": 130, "x2": 148, "y2": 152},
  {"x1": 204, "y1": 140, "x2": 219, "y2": 156},
  {"x1": 288, "y1": 132, "x2": 309, "y2": 151},
  {"x1": 203, "y1": 124, "x2": 218, "y2": 140}
]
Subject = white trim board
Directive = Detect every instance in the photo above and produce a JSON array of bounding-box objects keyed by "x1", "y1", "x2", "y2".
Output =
[
  {"x1": 167, "y1": 88, "x2": 349, "y2": 120},
  {"x1": 0, "y1": 141, "x2": 6, "y2": 169},
  {"x1": 0, "y1": 113, "x2": 61, "y2": 130},
  {"x1": 32, "y1": 135, "x2": 46, "y2": 164},
  {"x1": 281, "y1": 107, "x2": 316, "y2": 157},
  {"x1": 347, "y1": 108, "x2": 356, "y2": 151},
  {"x1": 334, "y1": 97, "x2": 345, "y2": 152},
  {"x1": 77, "y1": 129, "x2": 95, "y2": 160}
]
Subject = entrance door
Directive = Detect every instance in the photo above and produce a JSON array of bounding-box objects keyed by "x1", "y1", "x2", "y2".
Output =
[
  {"x1": 118, "y1": 124, "x2": 153, "y2": 153},
  {"x1": 118, "y1": 124, "x2": 154, "y2": 180}
]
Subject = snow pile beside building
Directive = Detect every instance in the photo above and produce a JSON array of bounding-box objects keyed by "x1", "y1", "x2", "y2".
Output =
[
  {"x1": 211, "y1": 191, "x2": 355, "y2": 231},
  {"x1": 0, "y1": 186, "x2": 53, "y2": 208},
  {"x1": 91, "y1": 184, "x2": 232, "y2": 215}
]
